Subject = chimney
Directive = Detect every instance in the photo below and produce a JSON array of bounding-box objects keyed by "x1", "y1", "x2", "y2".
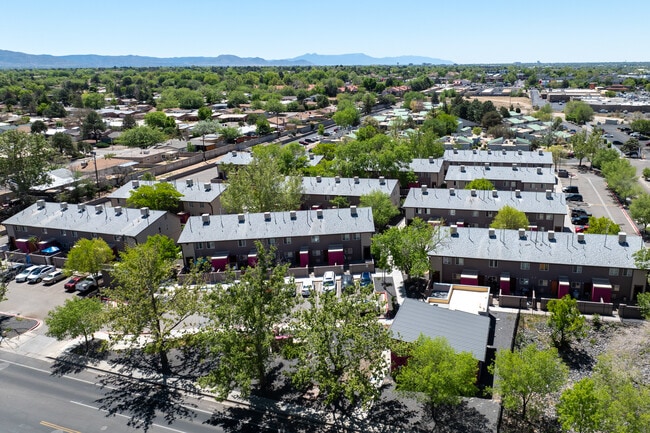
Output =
[
  {"x1": 512, "y1": 163, "x2": 518, "y2": 170},
  {"x1": 488, "y1": 228, "x2": 495, "y2": 237},
  {"x1": 487, "y1": 149, "x2": 492, "y2": 154},
  {"x1": 518, "y1": 149, "x2": 522, "y2": 155},
  {"x1": 77, "y1": 204, "x2": 85, "y2": 213},
  {"x1": 231, "y1": 150, "x2": 237, "y2": 156},
  {"x1": 538, "y1": 149, "x2": 544, "y2": 156},
  {"x1": 140, "y1": 207, "x2": 149, "y2": 218},
  {"x1": 460, "y1": 165, "x2": 466, "y2": 172},
  {"x1": 471, "y1": 189, "x2": 477, "y2": 197},
  {"x1": 335, "y1": 175, "x2": 341, "y2": 183},
  {"x1": 316, "y1": 175, "x2": 322, "y2": 183},
  {"x1": 449, "y1": 187, "x2": 455, "y2": 196},
  {"x1": 350, "y1": 205, "x2": 358, "y2": 216},
  {"x1": 421, "y1": 184, "x2": 428, "y2": 195},
  {"x1": 132, "y1": 180, "x2": 140, "y2": 188},
  {"x1": 202, "y1": 213, "x2": 210, "y2": 224},
  {"x1": 238, "y1": 213, "x2": 245, "y2": 223},
  {"x1": 548, "y1": 231, "x2": 555, "y2": 241},
  {"x1": 290, "y1": 210, "x2": 296, "y2": 220},
  {"x1": 515, "y1": 189, "x2": 521, "y2": 198},
  {"x1": 264, "y1": 211, "x2": 271, "y2": 221},
  {"x1": 379, "y1": 176, "x2": 385, "y2": 185},
  {"x1": 546, "y1": 190, "x2": 552, "y2": 199},
  {"x1": 95, "y1": 204, "x2": 103, "y2": 213},
  {"x1": 492, "y1": 189, "x2": 498, "y2": 197},
  {"x1": 354, "y1": 176, "x2": 359, "y2": 184},
  {"x1": 36, "y1": 199, "x2": 45, "y2": 209},
  {"x1": 453, "y1": 149, "x2": 458, "y2": 154},
  {"x1": 186, "y1": 179, "x2": 193, "y2": 187},
  {"x1": 518, "y1": 228, "x2": 526, "y2": 238},
  {"x1": 577, "y1": 233, "x2": 585, "y2": 242},
  {"x1": 537, "y1": 167, "x2": 542, "y2": 175},
  {"x1": 472, "y1": 149, "x2": 477, "y2": 154},
  {"x1": 60, "y1": 202, "x2": 68, "y2": 211},
  {"x1": 114, "y1": 206, "x2": 122, "y2": 215},
  {"x1": 502, "y1": 149, "x2": 507, "y2": 155},
  {"x1": 484, "y1": 162, "x2": 490, "y2": 170},
  {"x1": 309, "y1": 153, "x2": 314, "y2": 160},
  {"x1": 618, "y1": 232, "x2": 627, "y2": 244},
  {"x1": 316, "y1": 209, "x2": 323, "y2": 218},
  {"x1": 204, "y1": 182, "x2": 212, "y2": 191},
  {"x1": 429, "y1": 156, "x2": 434, "y2": 163},
  {"x1": 450, "y1": 225, "x2": 458, "y2": 235}
]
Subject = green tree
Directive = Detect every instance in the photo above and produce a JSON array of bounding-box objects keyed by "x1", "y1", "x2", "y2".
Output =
[
  {"x1": 490, "y1": 205, "x2": 530, "y2": 230},
  {"x1": 643, "y1": 167, "x2": 650, "y2": 180},
  {"x1": 465, "y1": 178, "x2": 495, "y2": 190},
  {"x1": 359, "y1": 190, "x2": 400, "y2": 231},
  {"x1": 51, "y1": 132, "x2": 75, "y2": 156},
  {"x1": 197, "y1": 106, "x2": 213, "y2": 121},
  {"x1": 332, "y1": 100, "x2": 360, "y2": 128},
  {"x1": 564, "y1": 100, "x2": 594, "y2": 124},
  {"x1": 329, "y1": 196, "x2": 350, "y2": 208},
  {"x1": 63, "y1": 238, "x2": 114, "y2": 278},
  {"x1": 192, "y1": 119, "x2": 220, "y2": 146},
  {"x1": 200, "y1": 242, "x2": 296, "y2": 398},
  {"x1": 220, "y1": 153, "x2": 302, "y2": 213},
  {"x1": 45, "y1": 297, "x2": 104, "y2": 354},
  {"x1": 122, "y1": 113, "x2": 136, "y2": 130},
  {"x1": 255, "y1": 117, "x2": 272, "y2": 135},
  {"x1": 144, "y1": 111, "x2": 176, "y2": 131},
  {"x1": 107, "y1": 235, "x2": 197, "y2": 376},
  {"x1": 591, "y1": 147, "x2": 619, "y2": 170},
  {"x1": 81, "y1": 110, "x2": 106, "y2": 143},
  {"x1": 621, "y1": 137, "x2": 641, "y2": 154},
  {"x1": 82, "y1": 92, "x2": 105, "y2": 109},
  {"x1": 219, "y1": 126, "x2": 240, "y2": 143},
  {"x1": 0, "y1": 130, "x2": 55, "y2": 198},
  {"x1": 557, "y1": 378, "x2": 603, "y2": 433},
  {"x1": 637, "y1": 292, "x2": 650, "y2": 319},
  {"x1": 44, "y1": 102, "x2": 67, "y2": 118},
  {"x1": 549, "y1": 144, "x2": 567, "y2": 171},
  {"x1": 30, "y1": 120, "x2": 47, "y2": 134},
  {"x1": 317, "y1": 124, "x2": 325, "y2": 136},
  {"x1": 585, "y1": 216, "x2": 620, "y2": 235},
  {"x1": 490, "y1": 345, "x2": 568, "y2": 422},
  {"x1": 116, "y1": 125, "x2": 167, "y2": 149},
  {"x1": 126, "y1": 182, "x2": 183, "y2": 212},
  {"x1": 631, "y1": 119, "x2": 650, "y2": 135},
  {"x1": 288, "y1": 289, "x2": 390, "y2": 426},
  {"x1": 631, "y1": 193, "x2": 650, "y2": 234},
  {"x1": 396, "y1": 335, "x2": 477, "y2": 424},
  {"x1": 422, "y1": 112, "x2": 458, "y2": 136},
  {"x1": 547, "y1": 295, "x2": 587, "y2": 348},
  {"x1": 602, "y1": 158, "x2": 639, "y2": 202},
  {"x1": 481, "y1": 110, "x2": 502, "y2": 128},
  {"x1": 361, "y1": 92, "x2": 376, "y2": 115}
]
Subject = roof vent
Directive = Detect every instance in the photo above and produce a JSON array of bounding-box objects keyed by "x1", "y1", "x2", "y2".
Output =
[
  {"x1": 518, "y1": 149, "x2": 522, "y2": 155},
  {"x1": 238, "y1": 213, "x2": 245, "y2": 223},
  {"x1": 36, "y1": 199, "x2": 45, "y2": 209},
  {"x1": 379, "y1": 176, "x2": 385, "y2": 185},
  {"x1": 316, "y1": 209, "x2": 323, "y2": 219},
  {"x1": 335, "y1": 175, "x2": 341, "y2": 183},
  {"x1": 618, "y1": 232, "x2": 627, "y2": 244},
  {"x1": 472, "y1": 149, "x2": 477, "y2": 154},
  {"x1": 453, "y1": 149, "x2": 458, "y2": 154},
  {"x1": 202, "y1": 213, "x2": 210, "y2": 224},
  {"x1": 354, "y1": 176, "x2": 359, "y2": 184},
  {"x1": 77, "y1": 204, "x2": 85, "y2": 213},
  {"x1": 538, "y1": 149, "x2": 544, "y2": 156},
  {"x1": 231, "y1": 150, "x2": 237, "y2": 156},
  {"x1": 316, "y1": 175, "x2": 322, "y2": 183},
  {"x1": 264, "y1": 211, "x2": 271, "y2": 221},
  {"x1": 537, "y1": 167, "x2": 542, "y2": 175},
  {"x1": 449, "y1": 187, "x2": 455, "y2": 196},
  {"x1": 132, "y1": 180, "x2": 140, "y2": 188},
  {"x1": 484, "y1": 162, "x2": 490, "y2": 170},
  {"x1": 95, "y1": 204, "x2": 103, "y2": 214},
  {"x1": 460, "y1": 165, "x2": 466, "y2": 173},
  {"x1": 450, "y1": 225, "x2": 458, "y2": 236},
  {"x1": 488, "y1": 228, "x2": 495, "y2": 238},
  {"x1": 350, "y1": 205, "x2": 358, "y2": 216},
  {"x1": 429, "y1": 156, "x2": 434, "y2": 163},
  {"x1": 60, "y1": 202, "x2": 68, "y2": 211},
  {"x1": 546, "y1": 189, "x2": 552, "y2": 199},
  {"x1": 518, "y1": 228, "x2": 526, "y2": 238},
  {"x1": 186, "y1": 179, "x2": 193, "y2": 187},
  {"x1": 502, "y1": 149, "x2": 507, "y2": 155},
  {"x1": 487, "y1": 149, "x2": 492, "y2": 154},
  {"x1": 492, "y1": 189, "x2": 498, "y2": 197},
  {"x1": 577, "y1": 233, "x2": 585, "y2": 243},
  {"x1": 204, "y1": 182, "x2": 211, "y2": 191},
  {"x1": 421, "y1": 184, "x2": 428, "y2": 195},
  {"x1": 512, "y1": 163, "x2": 518, "y2": 170},
  {"x1": 309, "y1": 153, "x2": 314, "y2": 160},
  {"x1": 548, "y1": 230, "x2": 555, "y2": 241},
  {"x1": 114, "y1": 206, "x2": 122, "y2": 215},
  {"x1": 515, "y1": 189, "x2": 521, "y2": 198},
  {"x1": 471, "y1": 189, "x2": 477, "y2": 197},
  {"x1": 140, "y1": 207, "x2": 149, "y2": 218},
  {"x1": 286, "y1": 210, "x2": 295, "y2": 220}
]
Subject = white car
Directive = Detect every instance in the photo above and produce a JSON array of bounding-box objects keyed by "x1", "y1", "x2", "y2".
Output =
[
  {"x1": 15, "y1": 265, "x2": 43, "y2": 283},
  {"x1": 322, "y1": 271, "x2": 337, "y2": 293},
  {"x1": 27, "y1": 265, "x2": 55, "y2": 284},
  {"x1": 42, "y1": 270, "x2": 66, "y2": 285},
  {"x1": 301, "y1": 278, "x2": 313, "y2": 297}
]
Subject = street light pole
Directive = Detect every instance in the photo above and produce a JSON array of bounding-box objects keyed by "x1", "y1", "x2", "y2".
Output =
[{"x1": 91, "y1": 151, "x2": 99, "y2": 197}]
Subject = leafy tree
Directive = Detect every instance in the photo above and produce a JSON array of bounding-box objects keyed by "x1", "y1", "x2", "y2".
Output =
[
  {"x1": 396, "y1": 335, "x2": 477, "y2": 424},
  {"x1": 532, "y1": 104, "x2": 553, "y2": 122},
  {"x1": 547, "y1": 295, "x2": 587, "y2": 348},
  {"x1": 332, "y1": 101, "x2": 360, "y2": 128},
  {"x1": 591, "y1": 147, "x2": 619, "y2": 170},
  {"x1": 122, "y1": 113, "x2": 136, "y2": 130},
  {"x1": 585, "y1": 216, "x2": 620, "y2": 235},
  {"x1": 465, "y1": 178, "x2": 495, "y2": 190},
  {"x1": 329, "y1": 196, "x2": 349, "y2": 208},
  {"x1": 630, "y1": 193, "x2": 650, "y2": 234},
  {"x1": 371, "y1": 217, "x2": 439, "y2": 278},
  {"x1": 192, "y1": 119, "x2": 220, "y2": 146},
  {"x1": 63, "y1": 238, "x2": 114, "y2": 278},
  {"x1": 564, "y1": 100, "x2": 594, "y2": 124},
  {"x1": 200, "y1": 242, "x2": 296, "y2": 398},
  {"x1": 422, "y1": 112, "x2": 458, "y2": 136},
  {"x1": 621, "y1": 137, "x2": 641, "y2": 154},
  {"x1": 252, "y1": 142, "x2": 308, "y2": 174},
  {"x1": 490, "y1": 345, "x2": 568, "y2": 422},
  {"x1": 490, "y1": 205, "x2": 529, "y2": 230},
  {"x1": 549, "y1": 144, "x2": 567, "y2": 171},
  {"x1": 481, "y1": 110, "x2": 502, "y2": 128},
  {"x1": 255, "y1": 117, "x2": 272, "y2": 135},
  {"x1": 0, "y1": 130, "x2": 55, "y2": 198},
  {"x1": 219, "y1": 126, "x2": 240, "y2": 143},
  {"x1": 361, "y1": 92, "x2": 376, "y2": 115},
  {"x1": 51, "y1": 132, "x2": 75, "y2": 156},
  {"x1": 45, "y1": 298, "x2": 104, "y2": 354},
  {"x1": 602, "y1": 158, "x2": 639, "y2": 202},
  {"x1": 82, "y1": 92, "x2": 105, "y2": 109},
  {"x1": 43, "y1": 102, "x2": 67, "y2": 118},
  {"x1": 126, "y1": 182, "x2": 183, "y2": 212},
  {"x1": 643, "y1": 167, "x2": 650, "y2": 180},
  {"x1": 637, "y1": 292, "x2": 650, "y2": 319},
  {"x1": 81, "y1": 110, "x2": 106, "y2": 142},
  {"x1": 631, "y1": 119, "x2": 650, "y2": 135},
  {"x1": 220, "y1": 153, "x2": 302, "y2": 213},
  {"x1": 557, "y1": 378, "x2": 603, "y2": 433},
  {"x1": 107, "y1": 235, "x2": 197, "y2": 376},
  {"x1": 197, "y1": 106, "x2": 213, "y2": 121},
  {"x1": 287, "y1": 289, "x2": 390, "y2": 426},
  {"x1": 359, "y1": 190, "x2": 400, "y2": 231},
  {"x1": 144, "y1": 111, "x2": 176, "y2": 131},
  {"x1": 116, "y1": 125, "x2": 167, "y2": 149},
  {"x1": 30, "y1": 120, "x2": 47, "y2": 134}
]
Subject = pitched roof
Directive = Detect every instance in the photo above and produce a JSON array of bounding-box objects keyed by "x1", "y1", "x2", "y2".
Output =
[
  {"x1": 443, "y1": 149, "x2": 552, "y2": 166},
  {"x1": 389, "y1": 298, "x2": 490, "y2": 362},
  {"x1": 177, "y1": 207, "x2": 375, "y2": 244},
  {"x1": 431, "y1": 227, "x2": 642, "y2": 269},
  {"x1": 107, "y1": 179, "x2": 226, "y2": 203},
  {"x1": 218, "y1": 151, "x2": 323, "y2": 167},
  {"x1": 445, "y1": 165, "x2": 556, "y2": 185},
  {"x1": 403, "y1": 187, "x2": 567, "y2": 214},
  {"x1": 301, "y1": 176, "x2": 398, "y2": 197},
  {"x1": 406, "y1": 157, "x2": 444, "y2": 174}
]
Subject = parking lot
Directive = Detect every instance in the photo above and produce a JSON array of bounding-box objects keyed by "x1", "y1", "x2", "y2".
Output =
[{"x1": 1, "y1": 270, "x2": 78, "y2": 320}]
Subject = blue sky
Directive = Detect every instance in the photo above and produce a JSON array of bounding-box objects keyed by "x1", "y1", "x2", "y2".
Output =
[{"x1": 4, "y1": 0, "x2": 648, "y2": 64}]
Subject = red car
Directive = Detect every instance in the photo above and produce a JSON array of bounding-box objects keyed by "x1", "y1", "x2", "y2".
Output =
[
  {"x1": 64, "y1": 275, "x2": 85, "y2": 292},
  {"x1": 575, "y1": 225, "x2": 589, "y2": 233}
]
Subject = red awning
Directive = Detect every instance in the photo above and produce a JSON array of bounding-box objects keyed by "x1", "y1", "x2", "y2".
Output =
[
  {"x1": 591, "y1": 278, "x2": 612, "y2": 303},
  {"x1": 211, "y1": 253, "x2": 229, "y2": 271},
  {"x1": 328, "y1": 246, "x2": 344, "y2": 266},
  {"x1": 248, "y1": 251, "x2": 258, "y2": 267},
  {"x1": 500, "y1": 273, "x2": 511, "y2": 295},
  {"x1": 460, "y1": 269, "x2": 478, "y2": 285},
  {"x1": 558, "y1": 277, "x2": 570, "y2": 299},
  {"x1": 299, "y1": 247, "x2": 309, "y2": 267}
]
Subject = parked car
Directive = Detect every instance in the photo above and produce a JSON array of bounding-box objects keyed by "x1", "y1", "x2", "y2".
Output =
[
  {"x1": 558, "y1": 169, "x2": 569, "y2": 178},
  {"x1": 42, "y1": 270, "x2": 67, "y2": 286},
  {"x1": 565, "y1": 194, "x2": 584, "y2": 202},
  {"x1": 27, "y1": 265, "x2": 55, "y2": 284},
  {"x1": 76, "y1": 275, "x2": 100, "y2": 296},
  {"x1": 301, "y1": 278, "x2": 313, "y2": 298},
  {"x1": 341, "y1": 274, "x2": 355, "y2": 294},
  {"x1": 360, "y1": 271, "x2": 373, "y2": 288},
  {"x1": 571, "y1": 208, "x2": 592, "y2": 218},
  {"x1": 572, "y1": 215, "x2": 590, "y2": 225},
  {"x1": 613, "y1": 140, "x2": 623, "y2": 145},
  {"x1": 322, "y1": 271, "x2": 336, "y2": 293},
  {"x1": 15, "y1": 265, "x2": 43, "y2": 283},
  {"x1": 562, "y1": 185, "x2": 579, "y2": 194},
  {"x1": 575, "y1": 225, "x2": 589, "y2": 233},
  {"x1": 64, "y1": 275, "x2": 86, "y2": 292},
  {"x1": 1, "y1": 263, "x2": 26, "y2": 282},
  {"x1": 625, "y1": 151, "x2": 639, "y2": 158}
]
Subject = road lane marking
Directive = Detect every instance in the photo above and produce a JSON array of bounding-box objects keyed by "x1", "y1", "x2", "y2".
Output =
[
  {"x1": 585, "y1": 176, "x2": 614, "y2": 220},
  {"x1": 40, "y1": 420, "x2": 81, "y2": 433},
  {"x1": 70, "y1": 401, "x2": 187, "y2": 432},
  {"x1": 0, "y1": 358, "x2": 98, "y2": 386}
]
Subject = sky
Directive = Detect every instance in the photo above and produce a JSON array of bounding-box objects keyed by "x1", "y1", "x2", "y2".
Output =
[{"x1": 4, "y1": 0, "x2": 649, "y2": 64}]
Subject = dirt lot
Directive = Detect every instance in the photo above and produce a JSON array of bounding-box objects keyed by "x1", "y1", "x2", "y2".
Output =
[{"x1": 467, "y1": 95, "x2": 533, "y2": 114}]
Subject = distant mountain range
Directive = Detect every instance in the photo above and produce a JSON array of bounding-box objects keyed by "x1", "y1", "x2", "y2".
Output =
[{"x1": 0, "y1": 49, "x2": 453, "y2": 69}]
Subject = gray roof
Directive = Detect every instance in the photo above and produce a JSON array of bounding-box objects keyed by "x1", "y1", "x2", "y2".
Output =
[
  {"x1": 406, "y1": 157, "x2": 444, "y2": 174},
  {"x1": 403, "y1": 187, "x2": 567, "y2": 214},
  {"x1": 301, "y1": 176, "x2": 398, "y2": 197},
  {"x1": 107, "y1": 180, "x2": 226, "y2": 203},
  {"x1": 443, "y1": 149, "x2": 553, "y2": 166},
  {"x1": 389, "y1": 298, "x2": 490, "y2": 362},
  {"x1": 3, "y1": 201, "x2": 169, "y2": 238},
  {"x1": 218, "y1": 151, "x2": 323, "y2": 167},
  {"x1": 33, "y1": 168, "x2": 76, "y2": 191},
  {"x1": 178, "y1": 207, "x2": 375, "y2": 244},
  {"x1": 431, "y1": 227, "x2": 642, "y2": 269},
  {"x1": 445, "y1": 165, "x2": 556, "y2": 185}
]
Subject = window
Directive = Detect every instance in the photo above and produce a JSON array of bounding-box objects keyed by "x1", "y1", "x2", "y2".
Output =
[
  {"x1": 613, "y1": 284, "x2": 620, "y2": 292},
  {"x1": 454, "y1": 257, "x2": 464, "y2": 265},
  {"x1": 353, "y1": 233, "x2": 361, "y2": 240},
  {"x1": 538, "y1": 279, "x2": 548, "y2": 287},
  {"x1": 341, "y1": 234, "x2": 350, "y2": 241},
  {"x1": 345, "y1": 247, "x2": 353, "y2": 255},
  {"x1": 284, "y1": 237, "x2": 292, "y2": 245},
  {"x1": 510, "y1": 181, "x2": 516, "y2": 187},
  {"x1": 189, "y1": 202, "x2": 194, "y2": 208},
  {"x1": 312, "y1": 250, "x2": 321, "y2": 257},
  {"x1": 537, "y1": 213, "x2": 545, "y2": 220},
  {"x1": 623, "y1": 268, "x2": 633, "y2": 277},
  {"x1": 61, "y1": 230, "x2": 67, "y2": 237},
  {"x1": 472, "y1": 210, "x2": 479, "y2": 217},
  {"x1": 486, "y1": 211, "x2": 494, "y2": 218},
  {"x1": 42, "y1": 228, "x2": 48, "y2": 234},
  {"x1": 609, "y1": 267, "x2": 619, "y2": 276},
  {"x1": 113, "y1": 235, "x2": 121, "y2": 241},
  {"x1": 311, "y1": 235, "x2": 320, "y2": 243},
  {"x1": 443, "y1": 257, "x2": 451, "y2": 265},
  {"x1": 72, "y1": 231, "x2": 78, "y2": 238},
  {"x1": 196, "y1": 242, "x2": 203, "y2": 250},
  {"x1": 489, "y1": 260, "x2": 498, "y2": 268},
  {"x1": 237, "y1": 239, "x2": 246, "y2": 247},
  {"x1": 285, "y1": 251, "x2": 294, "y2": 259},
  {"x1": 207, "y1": 241, "x2": 215, "y2": 249},
  {"x1": 268, "y1": 238, "x2": 276, "y2": 246},
  {"x1": 519, "y1": 278, "x2": 529, "y2": 286},
  {"x1": 546, "y1": 214, "x2": 553, "y2": 220},
  {"x1": 570, "y1": 281, "x2": 582, "y2": 289},
  {"x1": 449, "y1": 209, "x2": 456, "y2": 216},
  {"x1": 572, "y1": 265, "x2": 582, "y2": 274},
  {"x1": 539, "y1": 263, "x2": 549, "y2": 271},
  {"x1": 200, "y1": 202, "x2": 204, "y2": 208},
  {"x1": 520, "y1": 262, "x2": 530, "y2": 270},
  {"x1": 452, "y1": 273, "x2": 461, "y2": 281}
]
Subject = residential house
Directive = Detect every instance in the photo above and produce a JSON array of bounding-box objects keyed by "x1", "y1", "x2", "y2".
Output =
[
  {"x1": 405, "y1": 157, "x2": 445, "y2": 188},
  {"x1": 301, "y1": 176, "x2": 400, "y2": 209},
  {"x1": 215, "y1": 150, "x2": 323, "y2": 179},
  {"x1": 403, "y1": 186, "x2": 566, "y2": 232},
  {"x1": 429, "y1": 226, "x2": 645, "y2": 303},
  {"x1": 443, "y1": 149, "x2": 553, "y2": 171},
  {"x1": 445, "y1": 164, "x2": 556, "y2": 192},
  {"x1": 177, "y1": 206, "x2": 375, "y2": 270}
]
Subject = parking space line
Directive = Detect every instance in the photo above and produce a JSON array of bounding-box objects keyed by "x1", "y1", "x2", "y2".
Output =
[{"x1": 585, "y1": 176, "x2": 614, "y2": 220}]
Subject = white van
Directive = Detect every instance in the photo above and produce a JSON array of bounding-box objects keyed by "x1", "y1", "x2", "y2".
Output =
[{"x1": 322, "y1": 271, "x2": 336, "y2": 293}]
